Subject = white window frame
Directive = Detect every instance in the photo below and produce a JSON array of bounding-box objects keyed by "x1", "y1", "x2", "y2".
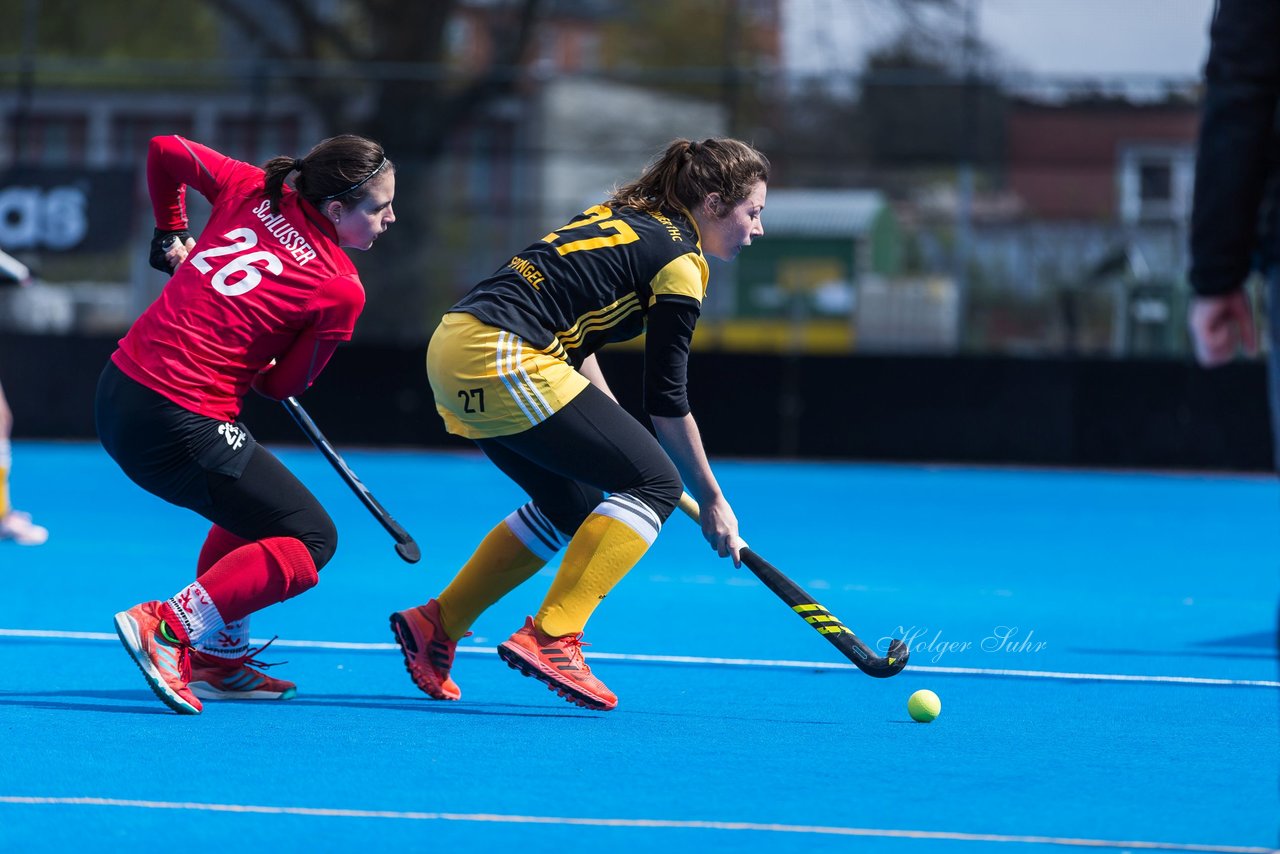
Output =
[{"x1": 1117, "y1": 143, "x2": 1195, "y2": 224}]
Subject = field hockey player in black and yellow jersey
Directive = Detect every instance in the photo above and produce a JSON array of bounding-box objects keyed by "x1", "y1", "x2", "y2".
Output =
[{"x1": 391, "y1": 138, "x2": 768, "y2": 711}]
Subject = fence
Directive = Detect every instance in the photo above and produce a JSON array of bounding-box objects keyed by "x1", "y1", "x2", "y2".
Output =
[{"x1": 0, "y1": 12, "x2": 1219, "y2": 360}]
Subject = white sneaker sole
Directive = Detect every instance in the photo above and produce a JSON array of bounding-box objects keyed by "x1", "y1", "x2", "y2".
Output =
[
  {"x1": 189, "y1": 681, "x2": 297, "y2": 701},
  {"x1": 113, "y1": 610, "x2": 201, "y2": 715}
]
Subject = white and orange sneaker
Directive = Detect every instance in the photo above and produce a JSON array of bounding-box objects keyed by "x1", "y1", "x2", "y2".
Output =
[
  {"x1": 113, "y1": 601, "x2": 201, "y2": 715},
  {"x1": 189, "y1": 642, "x2": 297, "y2": 701},
  {"x1": 497, "y1": 617, "x2": 617, "y2": 711}
]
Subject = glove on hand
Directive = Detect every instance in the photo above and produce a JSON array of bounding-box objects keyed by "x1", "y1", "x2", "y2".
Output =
[{"x1": 149, "y1": 228, "x2": 193, "y2": 273}]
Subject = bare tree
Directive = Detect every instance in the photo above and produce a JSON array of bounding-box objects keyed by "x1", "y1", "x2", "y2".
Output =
[{"x1": 197, "y1": 0, "x2": 545, "y2": 342}]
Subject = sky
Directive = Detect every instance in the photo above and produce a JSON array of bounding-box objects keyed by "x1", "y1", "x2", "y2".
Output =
[{"x1": 782, "y1": 0, "x2": 1218, "y2": 80}]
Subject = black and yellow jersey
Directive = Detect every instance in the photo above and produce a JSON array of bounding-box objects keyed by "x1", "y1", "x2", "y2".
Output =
[{"x1": 452, "y1": 203, "x2": 707, "y2": 369}]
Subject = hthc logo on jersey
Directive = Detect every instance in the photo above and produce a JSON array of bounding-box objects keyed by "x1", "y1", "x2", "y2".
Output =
[{"x1": 218, "y1": 423, "x2": 246, "y2": 450}]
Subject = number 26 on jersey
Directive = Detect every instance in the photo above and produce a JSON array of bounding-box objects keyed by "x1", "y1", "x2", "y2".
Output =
[{"x1": 189, "y1": 228, "x2": 283, "y2": 296}]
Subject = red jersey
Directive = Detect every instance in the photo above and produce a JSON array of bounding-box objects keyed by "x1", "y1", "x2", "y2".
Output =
[{"x1": 114, "y1": 136, "x2": 365, "y2": 421}]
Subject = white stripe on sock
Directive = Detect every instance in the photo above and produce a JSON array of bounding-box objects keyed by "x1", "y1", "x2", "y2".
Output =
[
  {"x1": 594, "y1": 495, "x2": 662, "y2": 545},
  {"x1": 505, "y1": 504, "x2": 570, "y2": 561}
]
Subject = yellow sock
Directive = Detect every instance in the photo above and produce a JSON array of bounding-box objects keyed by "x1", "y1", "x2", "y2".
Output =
[
  {"x1": 537, "y1": 507, "x2": 657, "y2": 638},
  {"x1": 436, "y1": 514, "x2": 553, "y2": 639}
]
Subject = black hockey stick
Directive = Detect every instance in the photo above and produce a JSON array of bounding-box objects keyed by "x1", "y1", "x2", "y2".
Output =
[
  {"x1": 678, "y1": 493, "x2": 907, "y2": 678},
  {"x1": 283, "y1": 396, "x2": 420, "y2": 564}
]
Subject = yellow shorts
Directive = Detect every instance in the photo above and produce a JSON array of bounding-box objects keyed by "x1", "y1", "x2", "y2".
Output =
[{"x1": 427, "y1": 312, "x2": 590, "y2": 439}]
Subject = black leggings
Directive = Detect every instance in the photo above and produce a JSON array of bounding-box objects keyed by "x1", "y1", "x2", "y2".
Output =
[
  {"x1": 476, "y1": 383, "x2": 682, "y2": 537},
  {"x1": 95, "y1": 361, "x2": 337, "y2": 568}
]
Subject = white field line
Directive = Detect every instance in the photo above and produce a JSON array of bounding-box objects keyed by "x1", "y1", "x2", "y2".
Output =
[
  {"x1": 0, "y1": 796, "x2": 1273, "y2": 853},
  {"x1": 1, "y1": 628, "x2": 1275, "y2": 689}
]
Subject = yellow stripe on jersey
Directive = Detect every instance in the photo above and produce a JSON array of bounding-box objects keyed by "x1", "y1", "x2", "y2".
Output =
[
  {"x1": 648, "y1": 252, "x2": 709, "y2": 305},
  {"x1": 545, "y1": 338, "x2": 569, "y2": 362},
  {"x1": 451, "y1": 205, "x2": 706, "y2": 364},
  {"x1": 555, "y1": 293, "x2": 642, "y2": 352}
]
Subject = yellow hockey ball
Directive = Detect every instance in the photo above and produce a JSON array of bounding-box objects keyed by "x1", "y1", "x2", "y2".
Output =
[{"x1": 908, "y1": 689, "x2": 941, "y2": 723}]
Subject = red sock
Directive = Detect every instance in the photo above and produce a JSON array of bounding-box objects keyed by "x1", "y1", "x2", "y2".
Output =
[
  {"x1": 197, "y1": 525, "x2": 253, "y2": 576},
  {"x1": 194, "y1": 537, "x2": 319, "y2": 624}
]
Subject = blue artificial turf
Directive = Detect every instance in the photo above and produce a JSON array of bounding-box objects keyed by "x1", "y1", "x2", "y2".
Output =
[{"x1": 0, "y1": 442, "x2": 1275, "y2": 852}]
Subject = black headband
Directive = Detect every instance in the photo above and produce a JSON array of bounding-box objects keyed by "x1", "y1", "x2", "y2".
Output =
[{"x1": 321, "y1": 158, "x2": 388, "y2": 201}]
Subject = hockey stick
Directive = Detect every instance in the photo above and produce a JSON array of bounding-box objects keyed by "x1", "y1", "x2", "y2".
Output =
[
  {"x1": 678, "y1": 493, "x2": 907, "y2": 678},
  {"x1": 283, "y1": 396, "x2": 421, "y2": 564}
]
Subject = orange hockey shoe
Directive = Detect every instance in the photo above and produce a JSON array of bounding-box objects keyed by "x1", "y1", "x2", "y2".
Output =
[
  {"x1": 496, "y1": 617, "x2": 617, "y2": 711},
  {"x1": 113, "y1": 601, "x2": 201, "y2": 715},
  {"x1": 389, "y1": 599, "x2": 466, "y2": 700},
  {"x1": 189, "y1": 641, "x2": 297, "y2": 701}
]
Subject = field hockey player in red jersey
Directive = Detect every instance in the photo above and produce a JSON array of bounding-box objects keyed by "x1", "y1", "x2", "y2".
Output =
[
  {"x1": 391, "y1": 137, "x2": 767, "y2": 711},
  {"x1": 98, "y1": 133, "x2": 395, "y2": 714}
]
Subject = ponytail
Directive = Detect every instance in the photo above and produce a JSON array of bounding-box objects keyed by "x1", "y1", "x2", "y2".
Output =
[
  {"x1": 608, "y1": 138, "x2": 769, "y2": 215},
  {"x1": 261, "y1": 135, "x2": 392, "y2": 214},
  {"x1": 262, "y1": 156, "x2": 299, "y2": 213}
]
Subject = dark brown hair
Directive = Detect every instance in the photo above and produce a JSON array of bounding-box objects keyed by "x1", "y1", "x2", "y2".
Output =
[
  {"x1": 262, "y1": 134, "x2": 392, "y2": 213},
  {"x1": 608, "y1": 138, "x2": 769, "y2": 215}
]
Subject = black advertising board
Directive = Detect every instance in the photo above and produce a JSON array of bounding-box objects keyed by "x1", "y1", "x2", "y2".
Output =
[{"x1": 0, "y1": 167, "x2": 135, "y2": 253}]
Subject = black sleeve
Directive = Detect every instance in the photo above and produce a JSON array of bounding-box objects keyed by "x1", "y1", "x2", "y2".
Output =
[
  {"x1": 643, "y1": 295, "x2": 700, "y2": 417},
  {"x1": 1188, "y1": 0, "x2": 1280, "y2": 296}
]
